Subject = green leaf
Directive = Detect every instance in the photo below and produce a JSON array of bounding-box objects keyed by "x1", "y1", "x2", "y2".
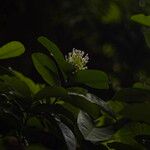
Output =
[
  {"x1": 30, "y1": 104, "x2": 76, "y2": 132},
  {"x1": 62, "y1": 62, "x2": 74, "y2": 75},
  {"x1": 120, "y1": 102, "x2": 150, "y2": 124},
  {"x1": 34, "y1": 87, "x2": 112, "y2": 119},
  {"x1": 112, "y1": 88, "x2": 150, "y2": 103},
  {"x1": 0, "y1": 75, "x2": 31, "y2": 98},
  {"x1": 34, "y1": 86, "x2": 68, "y2": 100},
  {"x1": 101, "y1": 2, "x2": 121, "y2": 24},
  {"x1": 45, "y1": 116, "x2": 73, "y2": 148},
  {"x1": 27, "y1": 117, "x2": 43, "y2": 129},
  {"x1": 72, "y1": 70, "x2": 109, "y2": 89},
  {"x1": 32, "y1": 53, "x2": 59, "y2": 86},
  {"x1": 61, "y1": 102, "x2": 80, "y2": 119},
  {"x1": 67, "y1": 87, "x2": 88, "y2": 95},
  {"x1": 0, "y1": 41, "x2": 25, "y2": 59},
  {"x1": 107, "y1": 100, "x2": 125, "y2": 114},
  {"x1": 131, "y1": 14, "x2": 150, "y2": 27},
  {"x1": 67, "y1": 92, "x2": 102, "y2": 118},
  {"x1": 37, "y1": 37, "x2": 68, "y2": 81},
  {"x1": 38, "y1": 36, "x2": 65, "y2": 64},
  {"x1": 66, "y1": 92, "x2": 114, "y2": 119},
  {"x1": 133, "y1": 82, "x2": 150, "y2": 91},
  {"x1": 108, "y1": 123, "x2": 150, "y2": 150},
  {"x1": 77, "y1": 111, "x2": 114, "y2": 142},
  {"x1": 13, "y1": 70, "x2": 43, "y2": 94},
  {"x1": 85, "y1": 93, "x2": 114, "y2": 117}
]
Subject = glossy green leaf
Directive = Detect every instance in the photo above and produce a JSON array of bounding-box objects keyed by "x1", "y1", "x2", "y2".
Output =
[
  {"x1": 61, "y1": 102, "x2": 80, "y2": 119},
  {"x1": 72, "y1": 70, "x2": 109, "y2": 89},
  {"x1": 0, "y1": 41, "x2": 25, "y2": 59},
  {"x1": 38, "y1": 36, "x2": 65, "y2": 63},
  {"x1": 14, "y1": 71, "x2": 43, "y2": 94},
  {"x1": 131, "y1": 14, "x2": 150, "y2": 27},
  {"x1": 34, "y1": 86, "x2": 68, "y2": 100},
  {"x1": 35, "y1": 87, "x2": 107, "y2": 118},
  {"x1": 32, "y1": 53, "x2": 59, "y2": 86},
  {"x1": 77, "y1": 111, "x2": 114, "y2": 142},
  {"x1": 67, "y1": 92, "x2": 114, "y2": 119},
  {"x1": 67, "y1": 87, "x2": 88, "y2": 95},
  {"x1": 67, "y1": 92, "x2": 102, "y2": 118},
  {"x1": 37, "y1": 37, "x2": 68, "y2": 81},
  {"x1": 62, "y1": 62, "x2": 74, "y2": 75},
  {"x1": 85, "y1": 93, "x2": 114, "y2": 117}
]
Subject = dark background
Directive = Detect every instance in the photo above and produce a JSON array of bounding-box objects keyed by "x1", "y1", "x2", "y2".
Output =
[{"x1": 0, "y1": 0, "x2": 150, "y2": 90}]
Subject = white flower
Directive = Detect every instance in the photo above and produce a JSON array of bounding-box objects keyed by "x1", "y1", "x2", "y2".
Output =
[{"x1": 65, "y1": 48, "x2": 89, "y2": 71}]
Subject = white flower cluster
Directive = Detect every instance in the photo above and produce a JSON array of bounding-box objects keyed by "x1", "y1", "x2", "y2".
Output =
[{"x1": 65, "y1": 48, "x2": 89, "y2": 71}]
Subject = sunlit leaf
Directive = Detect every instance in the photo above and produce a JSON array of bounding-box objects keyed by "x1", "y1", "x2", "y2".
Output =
[
  {"x1": 32, "y1": 53, "x2": 59, "y2": 86},
  {"x1": 0, "y1": 41, "x2": 25, "y2": 59},
  {"x1": 38, "y1": 36, "x2": 65, "y2": 64},
  {"x1": 14, "y1": 71, "x2": 43, "y2": 94},
  {"x1": 72, "y1": 70, "x2": 109, "y2": 89},
  {"x1": 131, "y1": 14, "x2": 150, "y2": 27}
]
